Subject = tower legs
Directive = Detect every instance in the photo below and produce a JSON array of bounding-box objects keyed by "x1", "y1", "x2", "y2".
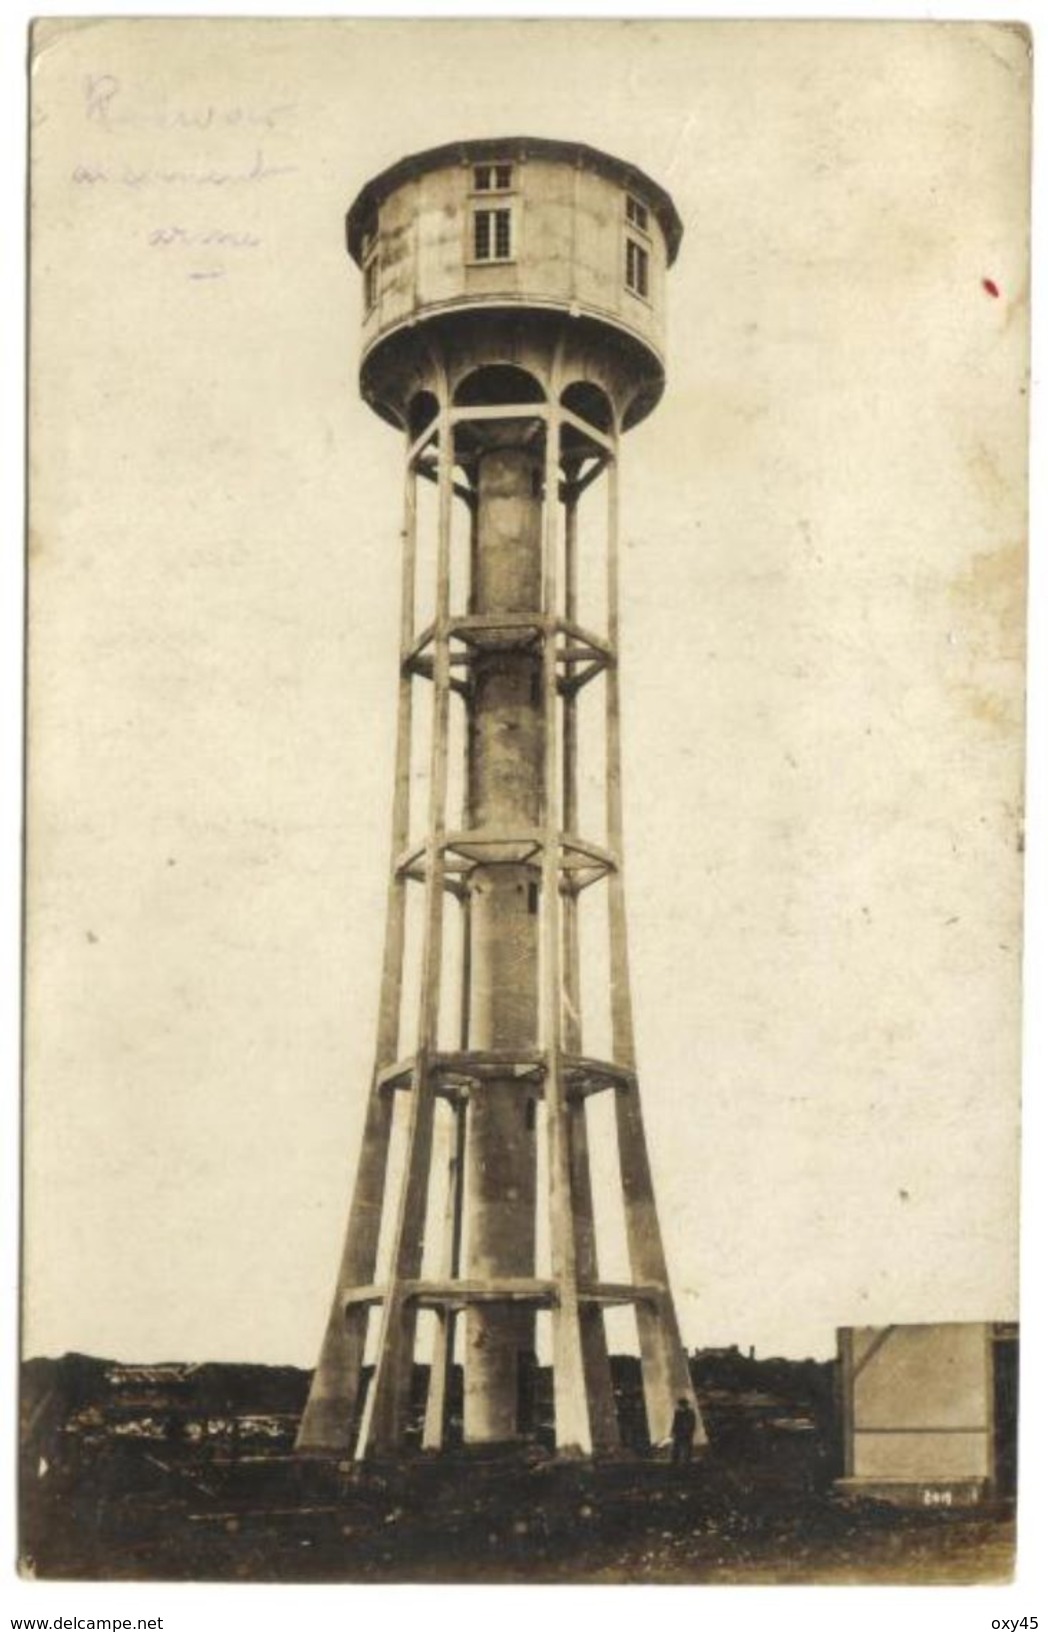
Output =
[
  {"x1": 295, "y1": 1087, "x2": 394, "y2": 1451},
  {"x1": 360, "y1": 1055, "x2": 440, "y2": 1455},
  {"x1": 568, "y1": 1100, "x2": 621, "y2": 1451},
  {"x1": 421, "y1": 1098, "x2": 465, "y2": 1450},
  {"x1": 358, "y1": 394, "x2": 456, "y2": 1457},
  {"x1": 299, "y1": 357, "x2": 703, "y2": 1460}
]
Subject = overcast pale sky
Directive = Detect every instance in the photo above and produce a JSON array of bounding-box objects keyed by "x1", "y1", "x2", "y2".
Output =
[{"x1": 25, "y1": 18, "x2": 1028, "y2": 1366}]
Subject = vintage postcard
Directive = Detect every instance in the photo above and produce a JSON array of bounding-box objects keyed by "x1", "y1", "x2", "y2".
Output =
[{"x1": 21, "y1": 17, "x2": 1030, "y2": 1587}]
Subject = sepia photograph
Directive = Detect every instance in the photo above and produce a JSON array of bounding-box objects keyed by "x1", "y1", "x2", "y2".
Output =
[{"x1": 17, "y1": 14, "x2": 1033, "y2": 1595}]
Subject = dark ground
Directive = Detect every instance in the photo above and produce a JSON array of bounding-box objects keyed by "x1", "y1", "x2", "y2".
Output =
[{"x1": 19, "y1": 1350, "x2": 1015, "y2": 1584}]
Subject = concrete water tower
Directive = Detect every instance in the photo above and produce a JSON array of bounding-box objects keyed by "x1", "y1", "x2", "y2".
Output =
[{"x1": 297, "y1": 136, "x2": 704, "y2": 1459}]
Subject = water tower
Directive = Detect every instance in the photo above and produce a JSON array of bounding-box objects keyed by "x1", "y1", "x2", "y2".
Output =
[{"x1": 297, "y1": 137, "x2": 704, "y2": 1459}]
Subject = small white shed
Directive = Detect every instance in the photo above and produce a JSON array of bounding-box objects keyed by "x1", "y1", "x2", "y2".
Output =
[{"x1": 835, "y1": 1321, "x2": 1018, "y2": 1507}]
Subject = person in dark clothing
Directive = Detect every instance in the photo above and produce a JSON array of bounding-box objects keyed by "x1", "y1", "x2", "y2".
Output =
[{"x1": 670, "y1": 1397, "x2": 697, "y2": 1465}]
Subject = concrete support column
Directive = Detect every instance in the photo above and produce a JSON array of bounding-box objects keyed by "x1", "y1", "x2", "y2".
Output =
[
  {"x1": 541, "y1": 408, "x2": 593, "y2": 1456},
  {"x1": 421, "y1": 1096, "x2": 466, "y2": 1450},
  {"x1": 463, "y1": 440, "x2": 543, "y2": 1442},
  {"x1": 422, "y1": 891, "x2": 471, "y2": 1451},
  {"x1": 562, "y1": 484, "x2": 619, "y2": 1453},
  {"x1": 360, "y1": 394, "x2": 455, "y2": 1457}
]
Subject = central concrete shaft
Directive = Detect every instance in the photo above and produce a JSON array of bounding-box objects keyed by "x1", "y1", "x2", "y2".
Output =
[{"x1": 463, "y1": 437, "x2": 544, "y2": 1442}]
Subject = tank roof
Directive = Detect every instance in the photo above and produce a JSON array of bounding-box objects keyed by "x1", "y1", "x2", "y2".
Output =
[{"x1": 346, "y1": 135, "x2": 684, "y2": 268}]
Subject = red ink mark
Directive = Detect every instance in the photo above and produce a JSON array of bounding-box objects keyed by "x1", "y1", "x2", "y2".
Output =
[{"x1": 982, "y1": 278, "x2": 1000, "y2": 298}]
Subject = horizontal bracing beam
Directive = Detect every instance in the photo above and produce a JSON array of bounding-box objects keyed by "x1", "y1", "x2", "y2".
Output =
[
  {"x1": 373, "y1": 1049, "x2": 636, "y2": 1101},
  {"x1": 341, "y1": 1278, "x2": 667, "y2": 1314},
  {"x1": 450, "y1": 402, "x2": 548, "y2": 427},
  {"x1": 404, "y1": 615, "x2": 612, "y2": 665},
  {"x1": 409, "y1": 408, "x2": 612, "y2": 475},
  {"x1": 394, "y1": 829, "x2": 617, "y2": 885}
]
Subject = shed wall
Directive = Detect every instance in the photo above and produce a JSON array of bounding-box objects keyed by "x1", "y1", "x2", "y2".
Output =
[{"x1": 841, "y1": 1323, "x2": 993, "y2": 1484}]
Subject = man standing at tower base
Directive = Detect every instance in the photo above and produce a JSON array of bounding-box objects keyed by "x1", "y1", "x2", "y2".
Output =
[{"x1": 671, "y1": 1398, "x2": 698, "y2": 1466}]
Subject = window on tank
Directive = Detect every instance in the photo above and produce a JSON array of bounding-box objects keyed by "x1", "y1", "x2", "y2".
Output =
[
  {"x1": 472, "y1": 206, "x2": 513, "y2": 263},
  {"x1": 625, "y1": 236, "x2": 649, "y2": 298},
  {"x1": 473, "y1": 162, "x2": 514, "y2": 192},
  {"x1": 625, "y1": 193, "x2": 649, "y2": 232}
]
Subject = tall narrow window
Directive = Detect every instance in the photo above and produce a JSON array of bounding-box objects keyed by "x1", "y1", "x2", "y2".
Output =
[
  {"x1": 473, "y1": 206, "x2": 513, "y2": 263},
  {"x1": 625, "y1": 237, "x2": 649, "y2": 298}
]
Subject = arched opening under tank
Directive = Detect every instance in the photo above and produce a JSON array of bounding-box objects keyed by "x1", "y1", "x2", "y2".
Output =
[
  {"x1": 453, "y1": 365, "x2": 547, "y2": 478},
  {"x1": 453, "y1": 364, "x2": 547, "y2": 409}
]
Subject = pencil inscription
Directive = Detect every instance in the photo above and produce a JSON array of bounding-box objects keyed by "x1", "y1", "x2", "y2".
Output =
[{"x1": 84, "y1": 72, "x2": 295, "y2": 135}]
